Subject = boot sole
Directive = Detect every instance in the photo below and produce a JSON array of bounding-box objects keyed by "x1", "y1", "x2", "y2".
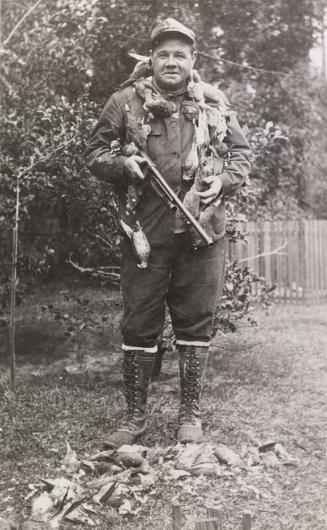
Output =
[{"x1": 103, "y1": 426, "x2": 147, "y2": 449}]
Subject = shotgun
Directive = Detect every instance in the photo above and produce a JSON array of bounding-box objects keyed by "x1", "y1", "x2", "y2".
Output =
[{"x1": 138, "y1": 149, "x2": 213, "y2": 248}]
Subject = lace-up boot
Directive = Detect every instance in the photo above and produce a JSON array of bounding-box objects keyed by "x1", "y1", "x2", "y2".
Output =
[
  {"x1": 177, "y1": 345, "x2": 209, "y2": 443},
  {"x1": 103, "y1": 350, "x2": 155, "y2": 449}
]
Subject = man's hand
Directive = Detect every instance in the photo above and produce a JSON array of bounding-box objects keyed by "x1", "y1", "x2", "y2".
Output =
[
  {"x1": 197, "y1": 175, "x2": 223, "y2": 205},
  {"x1": 124, "y1": 155, "x2": 146, "y2": 182}
]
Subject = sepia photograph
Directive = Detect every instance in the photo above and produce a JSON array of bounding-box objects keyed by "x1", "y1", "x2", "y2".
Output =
[{"x1": 0, "y1": 0, "x2": 326, "y2": 528}]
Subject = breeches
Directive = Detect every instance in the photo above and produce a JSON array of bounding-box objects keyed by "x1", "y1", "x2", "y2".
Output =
[{"x1": 120, "y1": 233, "x2": 225, "y2": 351}]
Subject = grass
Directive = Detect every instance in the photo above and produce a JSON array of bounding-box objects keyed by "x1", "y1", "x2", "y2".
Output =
[{"x1": 0, "y1": 283, "x2": 326, "y2": 529}]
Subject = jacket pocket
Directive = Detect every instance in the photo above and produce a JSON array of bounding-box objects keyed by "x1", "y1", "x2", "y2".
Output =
[{"x1": 149, "y1": 121, "x2": 162, "y2": 136}]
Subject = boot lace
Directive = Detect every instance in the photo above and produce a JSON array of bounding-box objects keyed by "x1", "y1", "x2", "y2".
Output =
[
  {"x1": 123, "y1": 355, "x2": 139, "y2": 414},
  {"x1": 179, "y1": 347, "x2": 202, "y2": 424}
]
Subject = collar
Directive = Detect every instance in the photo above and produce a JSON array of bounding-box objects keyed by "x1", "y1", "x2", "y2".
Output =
[{"x1": 152, "y1": 78, "x2": 189, "y2": 100}]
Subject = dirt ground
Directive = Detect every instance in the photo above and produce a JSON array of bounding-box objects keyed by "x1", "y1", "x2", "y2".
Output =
[{"x1": 0, "y1": 282, "x2": 326, "y2": 529}]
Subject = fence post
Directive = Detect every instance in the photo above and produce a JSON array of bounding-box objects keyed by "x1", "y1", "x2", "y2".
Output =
[
  {"x1": 320, "y1": 220, "x2": 325, "y2": 300},
  {"x1": 322, "y1": 220, "x2": 327, "y2": 300},
  {"x1": 172, "y1": 500, "x2": 182, "y2": 530},
  {"x1": 206, "y1": 507, "x2": 223, "y2": 529},
  {"x1": 227, "y1": 219, "x2": 327, "y2": 303},
  {"x1": 299, "y1": 219, "x2": 306, "y2": 302},
  {"x1": 242, "y1": 510, "x2": 252, "y2": 530}
]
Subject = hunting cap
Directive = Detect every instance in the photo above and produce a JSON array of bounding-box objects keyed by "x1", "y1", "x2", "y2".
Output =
[{"x1": 150, "y1": 18, "x2": 196, "y2": 46}]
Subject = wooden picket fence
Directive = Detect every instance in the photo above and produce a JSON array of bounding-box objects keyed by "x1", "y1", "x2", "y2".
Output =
[
  {"x1": 3, "y1": 216, "x2": 326, "y2": 304},
  {"x1": 228, "y1": 220, "x2": 327, "y2": 303}
]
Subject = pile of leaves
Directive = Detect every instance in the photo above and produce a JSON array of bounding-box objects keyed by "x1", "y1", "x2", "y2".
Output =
[{"x1": 1, "y1": 438, "x2": 297, "y2": 529}]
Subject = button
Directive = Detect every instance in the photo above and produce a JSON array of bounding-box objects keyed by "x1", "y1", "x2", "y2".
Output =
[{"x1": 170, "y1": 121, "x2": 177, "y2": 128}]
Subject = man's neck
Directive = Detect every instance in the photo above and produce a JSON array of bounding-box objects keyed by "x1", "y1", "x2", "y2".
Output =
[{"x1": 153, "y1": 78, "x2": 188, "y2": 98}]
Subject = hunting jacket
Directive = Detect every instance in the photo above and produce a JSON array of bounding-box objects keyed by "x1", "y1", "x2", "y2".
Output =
[{"x1": 85, "y1": 83, "x2": 251, "y2": 247}]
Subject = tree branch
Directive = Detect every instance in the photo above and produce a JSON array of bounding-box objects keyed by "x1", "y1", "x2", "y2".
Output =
[
  {"x1": 67, "y1": 255, "x2": 120, "y2": 285},
  {"x1": 237, "y1": 241, "x2": 288, "y2": 264},
  {"x1": 2, "y1": 0, "x2": 43, "y2": 48},
  {"x1": 18, "y1": 135, "x2": 77, "y2": 180},
  {"x1": 67, "y1": 255, "x2": 120, "y2": 274},
  {"x1": 89, "y1": 232, "x2": 114, "y2": 250},
  {"x1": 198, "y1": 51, "x2": 294, "y2": 78}
]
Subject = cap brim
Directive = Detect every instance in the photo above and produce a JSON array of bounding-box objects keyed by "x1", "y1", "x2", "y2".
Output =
[{"x1": 151, "y1": 29, "x2": 195, "y2": 44}]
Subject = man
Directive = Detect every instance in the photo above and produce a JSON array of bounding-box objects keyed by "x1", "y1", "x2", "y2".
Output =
[{"x1": 85, "y1": 18, "x2": 251, "y2": 448}]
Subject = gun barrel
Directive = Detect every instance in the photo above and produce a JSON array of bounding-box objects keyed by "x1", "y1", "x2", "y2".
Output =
[{"x1": 140, "y1": 150, "x2": 213, "y2": 246}]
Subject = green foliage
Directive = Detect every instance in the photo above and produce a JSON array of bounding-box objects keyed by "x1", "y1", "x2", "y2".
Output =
[
  {"x1": 1, "y1": 0, "x2": 326, "y2": 329},
  {"x1": 213, "y1": 261, "x2": 275, "y2": 333},
  {"x1": 196, "y1": 0, "x2": 327, "y2": 219},
  {"x1": 0, "y1": 0, "x2": 118, "y2": 313}
]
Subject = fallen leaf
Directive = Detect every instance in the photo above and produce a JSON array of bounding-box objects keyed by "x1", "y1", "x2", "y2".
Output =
[
  {"x1": 31, "y1": 493, "x2": 54, "y2": 521},
  {"x1": 139, "y1": 472, "x2": 158, "y2": 488},
  {"x1": 133, "y1": 492, "x2": 148, "y2": 504},
  {"x1": 111, "y1": 468, "x2": 134, "y2": 484},
  {"x1": 214, "y1": 444, "x2": 242, "y2": 466},
  {"x1": 93, "y1": 461, "x2": 113, "y2": 475},
  {"x1": 118, "y1": 499, "x2": 141, "y2": 515},
  {"x1": 274, "y1": 443, "x2": 297, "y2": 465},
  {"x1": 93, "y1": 481, "x2": 117, "y2": 504},
  {"x1": 82, "y1": 504, "x2": 98, "y2": 514},
  {"x1": 117, "y1": 452, "x2": 146, "y2": 468},
  {"x1": 176, "y1": 443, "x2": 204, "y2": 468},
  {"x1": 138, "y1": 461, "x2": 152, "y2": 474},
  {"x1": 176, "y1": 443, "x2": 222, "y2": 476},
  {"x1": 88, "y1": 475, "x2": 115, "y2": 490},
  {"x1": 62, "y1": 442, "x2": 80, "y2": 474},
  {"x1": 49, "y1": 478, "x2": 83, "y2": 502},
  {"x1": 25, "y1": 484, "x2": 39, "y2": 501},
  {"x1": 47, "y1": 498, "x2": 81, "y2": 529},
  {"x1": 80, "y1": 459, "x2": 97, "y2": 474},
  {"x1": 258, "y1": 441, "x2": 278, "y2": 453},
  {"x1": 117, "y1": 445, "x2": 152, "y2": 473},
  {"x1": 146, "y1": 446, "x2": 171, "y2": 464},
  {"x1": 40, "y1": 479, "x2": 56, "y2": 492},
  {"x1": 60, "y1": 497, "x2": 84, "y2": 518},
  {"x1": 118, "y1": 499, "x2": 132, "y2": 515},
  {"x1": 170, "y1": 469, "x2": 191, "y2": 480},
  {"x1": 64, "y1": 507, "x2": 95, "y2": 526},
  {"x1": 89, "y1": 449, "x2": 116, "y2": 462},
  {"x1": 106, "y1": 495, "x2": 123, "y2": 508},
  {"x1": 261, "y1": 452, "x2": 280, "y2": 469},
  {"x1": 246, "y1": 447, "x2": 261, "y2": 467}
]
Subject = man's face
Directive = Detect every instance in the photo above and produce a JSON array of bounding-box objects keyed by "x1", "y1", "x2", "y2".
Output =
[{"x1": 151, "y1": 36, "x2": 196, "y2": 91}]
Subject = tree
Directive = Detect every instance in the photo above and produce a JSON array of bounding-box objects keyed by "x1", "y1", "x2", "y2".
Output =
[{"x1": 1, "y1": 0, "x2": 326, "y2": 320}]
